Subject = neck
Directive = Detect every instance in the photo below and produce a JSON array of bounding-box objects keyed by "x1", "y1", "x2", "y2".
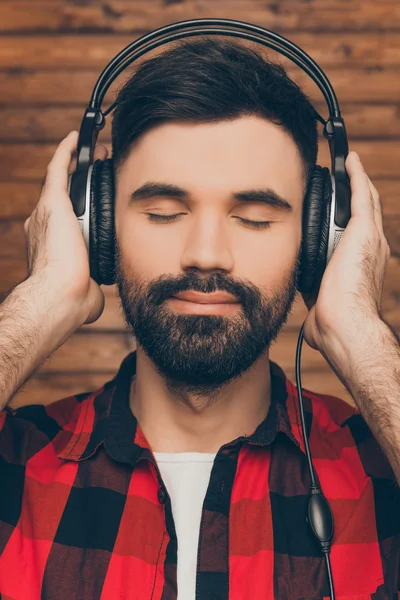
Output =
[{"x1": 129, "y1": 346, "x2": 272, "y2": 453}]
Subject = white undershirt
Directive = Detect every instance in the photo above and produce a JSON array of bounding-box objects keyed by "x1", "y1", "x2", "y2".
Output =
[{"x1": 153, "y1": 452, "x2": 216, "y2": 600}]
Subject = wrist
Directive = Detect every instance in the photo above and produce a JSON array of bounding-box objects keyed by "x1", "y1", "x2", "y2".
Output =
[
  {"x1": 0, "y1": 278, "x2": 85, "y2": 409},
  {"x1": 319, "y1": 316, "x2": 391, "y2": 393},
  {"x1": 18, "y1": 276, "x2": 86, "y2": 342}
]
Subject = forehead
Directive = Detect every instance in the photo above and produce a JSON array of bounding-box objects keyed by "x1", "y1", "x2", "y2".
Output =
[{"x1": 117, "y1": 116, "x2": 305, "y2": 205}]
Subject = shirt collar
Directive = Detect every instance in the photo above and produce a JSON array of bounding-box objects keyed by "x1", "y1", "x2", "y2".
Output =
[{"x1": 56, "y1": 351, "x2": 307, "y2": 464}]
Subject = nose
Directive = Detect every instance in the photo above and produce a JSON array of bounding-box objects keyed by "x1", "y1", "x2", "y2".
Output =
[{"x1": 180, "y1": 212, "x2": 234, "y2": 274}]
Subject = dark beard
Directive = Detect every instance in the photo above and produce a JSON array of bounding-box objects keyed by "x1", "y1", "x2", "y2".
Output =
[{"x1": 115, "y1": 242, "x2": 300, "y2": 396}]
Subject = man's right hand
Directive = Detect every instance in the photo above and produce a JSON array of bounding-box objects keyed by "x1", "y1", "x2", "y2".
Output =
[{"x1": 23, "y1": 131, "x2": 107, "y2": 325}]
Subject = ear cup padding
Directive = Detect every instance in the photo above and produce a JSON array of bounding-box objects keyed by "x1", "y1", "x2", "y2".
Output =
[
  {"x1": 89, "y1": 158, "x2": 116, "y2": 285},
  {"x1": 298, "y1": 166, "x2": 332, "y2": 295}
]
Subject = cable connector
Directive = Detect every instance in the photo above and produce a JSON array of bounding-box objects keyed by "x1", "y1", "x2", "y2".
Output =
[{"x1": 307, "y1": 486, "x2": 334, "y2": 551}]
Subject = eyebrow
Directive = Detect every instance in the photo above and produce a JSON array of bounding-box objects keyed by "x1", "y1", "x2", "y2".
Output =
[{"x1": 129, "y1": 182, "x2": 293, "y2": 212}]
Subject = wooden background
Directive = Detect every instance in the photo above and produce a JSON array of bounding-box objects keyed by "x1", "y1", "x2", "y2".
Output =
[{"x1": 0, "y1": 1, "x2": 399, "y2": 408}]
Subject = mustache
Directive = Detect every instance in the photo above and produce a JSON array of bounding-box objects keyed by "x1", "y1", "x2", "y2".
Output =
[{"x1": 145, "y1": 271, "x2": 263, "y2": 310}]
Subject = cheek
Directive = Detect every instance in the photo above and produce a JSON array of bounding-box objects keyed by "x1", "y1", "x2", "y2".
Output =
[
  {"x1": 117, "y1": 214, "x2": 183, "y2": 276},
  {"x1": 233, "y1": 223, "x2": 301, "y2": 291}
]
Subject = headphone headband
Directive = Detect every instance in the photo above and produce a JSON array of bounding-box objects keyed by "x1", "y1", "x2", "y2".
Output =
[
  {"x1": 91, "y1": 19, "x2": 339, "y2": 120},
  {"x1": 100, "y1": 29, "x2": 325, "y2": 123}
]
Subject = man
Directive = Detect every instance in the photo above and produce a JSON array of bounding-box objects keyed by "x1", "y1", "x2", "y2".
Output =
[{"x1": 0, "y1": 37, "x2": 399, "y2": 599}]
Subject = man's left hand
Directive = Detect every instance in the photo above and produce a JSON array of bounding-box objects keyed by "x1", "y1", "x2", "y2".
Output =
[{"x1": 301, "y1": 151, "x2": 391, "y2": 361}]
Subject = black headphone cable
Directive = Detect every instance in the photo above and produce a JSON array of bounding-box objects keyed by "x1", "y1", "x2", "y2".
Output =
[{"x1": 296, "y1": 323, "x2": 336, "y2": 600}]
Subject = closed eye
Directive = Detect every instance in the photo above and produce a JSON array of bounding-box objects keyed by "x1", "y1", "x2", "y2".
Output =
[{"x1": 145, "y1": 213, "x2": 271, "y2": 229}]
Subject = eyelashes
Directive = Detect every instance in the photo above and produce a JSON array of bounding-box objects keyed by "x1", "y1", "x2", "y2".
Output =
[
  {"x1": 146, "y1": 213, "x2": 185, "y2": 222},
  {"x1": 145, "y1": 213, "x2": 271, "y2": 229}
]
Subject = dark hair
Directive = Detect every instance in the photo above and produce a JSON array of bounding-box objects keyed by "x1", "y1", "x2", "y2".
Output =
[{"x1": 111, "y1": 36, "x2": 318, "y2": 189}]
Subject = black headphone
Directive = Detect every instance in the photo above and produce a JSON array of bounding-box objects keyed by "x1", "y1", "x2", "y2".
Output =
[
  {"x1": 69, "y1": 18, "x2": 351, "y2": 297},
  {"x1": 69, "y1": 19, "x2": 353, "y2": 597}
]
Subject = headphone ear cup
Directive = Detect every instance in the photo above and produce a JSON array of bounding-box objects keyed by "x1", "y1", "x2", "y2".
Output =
[
  {"x1": 89, "y1": 158, "x2": 116, "y2": 286},
  {"x1": 298, "y1": 166, "x2": 332, "y2": 295}
]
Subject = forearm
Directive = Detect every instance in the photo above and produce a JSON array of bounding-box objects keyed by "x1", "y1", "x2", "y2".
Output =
[
  {"x1": 325, "y1": 318, "x2": 400, "y2": 485},
  {"x1": 0, "y1": 277, "x2": 84, "y2": 411}
]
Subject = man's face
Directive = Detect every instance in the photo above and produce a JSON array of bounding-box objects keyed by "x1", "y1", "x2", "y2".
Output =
[{"x1": 114, "y1": 116, "x2": 305, "y2": 394}]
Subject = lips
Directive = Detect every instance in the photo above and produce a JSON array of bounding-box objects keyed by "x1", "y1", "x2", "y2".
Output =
[{"x1": 172, "y1": 291, "x2": 239, "y2": 304}]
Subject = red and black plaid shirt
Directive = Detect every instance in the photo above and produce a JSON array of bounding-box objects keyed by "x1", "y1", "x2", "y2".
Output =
[{"x1": 1, "y1": 350, "x2": 400, "y2": 599}]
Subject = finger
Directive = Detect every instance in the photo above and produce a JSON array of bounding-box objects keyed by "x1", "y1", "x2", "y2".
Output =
[
  {"x1": 365, "y1": 174, "x2": 384, "y2": 235},
  {"x1": 366, "y1": 173, "x2": 379, "y2": 203},
  {"x1": 345, "y1": 151, "x2": 375, "y2": 221},
  {"x1": 67, "y1": 144, "x2": 109, "y2": 176},
  {"x1": 67, "y1": 151, "x2": 78, "y2": 176},
  {"x1": 94, "y1": 144, "x2": 108, "y2": 162},
  {"x1": 46, "y1": 131, "x2": 79, "y2": 190}
]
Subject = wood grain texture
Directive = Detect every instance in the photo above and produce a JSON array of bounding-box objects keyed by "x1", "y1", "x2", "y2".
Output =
[
  {"x1": 1, "y1": 33, "x2": 400, "y2": 70},
  {"x1": 1, "y1": 1, "x2": 400, "y2": 34}
]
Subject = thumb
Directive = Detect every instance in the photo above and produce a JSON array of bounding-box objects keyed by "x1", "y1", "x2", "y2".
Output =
[{"x1": 82, "y1": 280, "x2": 106, "y2": 324}]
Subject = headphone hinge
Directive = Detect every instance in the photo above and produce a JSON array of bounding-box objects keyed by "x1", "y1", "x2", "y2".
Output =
[
  {"x1": 76, "y1": 108, "x2": 105, "y2": 173},
  {"x1": 324, "y1": 118, "x2": 351, "y2": 228}
]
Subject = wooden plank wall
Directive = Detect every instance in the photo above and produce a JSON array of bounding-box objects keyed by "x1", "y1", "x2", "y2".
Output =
[{"x1": 1, "y1": 1, "x2": 399, "y2": 408}]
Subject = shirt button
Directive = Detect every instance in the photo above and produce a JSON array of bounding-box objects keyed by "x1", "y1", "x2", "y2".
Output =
[{"x1": 158, "y1": 487, "x2": 167, "y2": 504}]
